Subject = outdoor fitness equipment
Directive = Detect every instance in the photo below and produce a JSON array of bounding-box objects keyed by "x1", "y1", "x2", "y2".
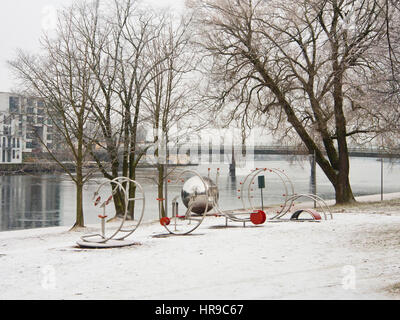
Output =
[
  {"x1": 158, "y1": 169, "x2": 267, "y2": 235},
  {"x1": 76, "y1": 177, "x2": 145, "y2": 248},
  {"x1": 285, "y1": 193, "x2": 333, "y2": 221},
  {"x1": 238, "y1": 168, "x2": 333, "y2": 221},
  {"x1": 209, "y1": 168, "x2": 267, "y2": 227},
  {"x1": 158, "y1": 170, "x2": 211, "y2": 235},
  {"x1": 238, "y1": 168, "x2": 295, "y2": 219}
]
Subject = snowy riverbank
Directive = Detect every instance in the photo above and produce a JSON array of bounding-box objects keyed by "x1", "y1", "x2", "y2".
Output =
[{"x1": 1, "y1": 193, "x2": 400, "y2": 300}]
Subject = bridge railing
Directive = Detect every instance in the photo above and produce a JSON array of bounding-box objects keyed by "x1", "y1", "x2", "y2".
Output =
[{"x1": 168, "y1": 144, "x2": 400, "y2": 158}]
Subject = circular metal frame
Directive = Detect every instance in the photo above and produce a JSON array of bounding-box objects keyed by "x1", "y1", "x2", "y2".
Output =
[
  {"x1": 209, "y1": 169, "x2": 266, "y2": 225},
  {"x1": 238, "y1": 168, "x2": 333, "y2": 221},
  {"x1": 78, "y1": 177, "x2": 145, "y2": 246},
  {"x1": 239, "y1": 168, "x2": 296, "y2": 219},
  {"x1": 160, "y1": 170, "x2": 210, "y2": 235}
]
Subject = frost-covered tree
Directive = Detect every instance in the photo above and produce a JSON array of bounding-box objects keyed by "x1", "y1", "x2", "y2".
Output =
[{"x1": 189, "y1": 0, "x2": 388, "y2": 204}]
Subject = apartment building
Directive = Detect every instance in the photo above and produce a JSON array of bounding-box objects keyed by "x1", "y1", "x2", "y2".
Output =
[{"x1": 0, "y1": 92, "x2": 53, "y2": 164}]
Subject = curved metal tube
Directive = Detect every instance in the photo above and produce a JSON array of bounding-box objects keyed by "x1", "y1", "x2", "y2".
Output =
[
  {"x1": 81, "y1": 177, "x2": 145, "y2": 243},
  {"x1": 161, "y1": 170, "x2": 209, "y2": 235},
  {"x1": 284, "y1": 193, "x2": 333, "y2": 220}
]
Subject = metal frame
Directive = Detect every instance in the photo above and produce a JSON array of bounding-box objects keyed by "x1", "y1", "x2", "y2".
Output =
[
  {"x1": 239, "y1": 168, "x2": 296, "y2": 219},
  {"x1": 210, "y1": 169, "x2": 259, "y2": 226},
  {"x1": 284, "y1": 193, "x2": 333, "y2": 220},
  {"x1": 76, "y1": 169, "x2": 333, "y2": 244},
  {"x1": 159, "y1": 168, "x2": 333, "y2": 233},
  {"x1": 159, "y1": 170, "x2": 209, "y2": 235},
  {"x1": 78, "y1": 177, "x2": 145, "y2": 246},
  {"x1": 239, "y1": 168, "x2": 333, "y2": 221}
]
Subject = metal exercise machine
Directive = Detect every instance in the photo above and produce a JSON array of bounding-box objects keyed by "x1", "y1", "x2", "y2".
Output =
[
  {"x1": 158, "y1": 169, "x2": 267, "y2": 235},
  {"x1": 238, "y1": 168, "x2": 333, "y2": 221},
  {"x1": 76, "y1": 177, "x2": 145, "y2": 248}
]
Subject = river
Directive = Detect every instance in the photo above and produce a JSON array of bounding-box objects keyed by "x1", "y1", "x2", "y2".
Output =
[{"x1": 0, "y1": 155, "x2": 399, "y2": 232}]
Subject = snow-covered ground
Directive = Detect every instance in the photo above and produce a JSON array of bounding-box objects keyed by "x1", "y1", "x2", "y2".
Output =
[{"x1": 1, "y1": 193, "x2": 400, "y2": 300}]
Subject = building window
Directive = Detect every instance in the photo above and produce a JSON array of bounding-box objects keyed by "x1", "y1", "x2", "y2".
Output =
[
  {"x1": 12, "y1": 150, "x2": 15, "y2": 159},
  {"x1": 9, "y1": 97, "x2": 19, "y2": 113},
  {"x1": 27, "y1": 107, "x2": 35, "y2": 114},
  {"x1": 12, "y1": 138, "x2": 15, "y2": 148},
  {"x1": 17, "y1": 139, "x2": 20, "y2": 148}
]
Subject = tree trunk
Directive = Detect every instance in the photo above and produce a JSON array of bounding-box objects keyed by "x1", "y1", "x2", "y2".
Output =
[
  {"x1": 72, "y1": 133, "x2": 85, "y2": 229},
  {"x1": 158, "y1": 163, "x2": 166, "y2": 218},
  {"x1": 109, "y1": 148, "x2": 126, "y2": 218},
  {"x1": 73, "y1": 180, "x2": 84, "y2": 228},
  {"x1": 331, "y1": 32, "x2": 356, "y2": 205},
  {"x1": 113, "y1": 189, "x2": 126, "y2": 218},
  {"x1": 127, "y1": 170, "x2": 136, "y2": 220},
  {"x1": 333, "y1": 175, "x2": 355, "y2": 204}
]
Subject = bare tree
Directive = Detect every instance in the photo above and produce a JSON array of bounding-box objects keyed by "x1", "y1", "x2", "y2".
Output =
[
  {"x1": 342, "y1": 0, "x2": 400, "y2": 151},
  {"x1": 142, "y1": 13, "x2": 205, "y2": 217},
  {"x1": 56, "y1": 0, "x2": 160, "y2": 219},
  {"x1": 62, "y1": 0, "x2": 197, "y2": 219},
  {"x1": 189, "y1": 0, "x2": 388, "y2": 204},
  {"x1": 8, "y1": 6, "x2": 100, "y2": 228}
]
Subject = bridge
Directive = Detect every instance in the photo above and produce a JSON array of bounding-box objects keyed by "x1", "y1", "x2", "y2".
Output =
[{"x1": 171, "y1": 144, "x2": 400, "y2": 159}]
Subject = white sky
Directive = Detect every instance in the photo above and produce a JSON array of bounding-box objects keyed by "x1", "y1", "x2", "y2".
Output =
[{"x1": 0, "y1": 0, "x2": 184, "y2": 92}]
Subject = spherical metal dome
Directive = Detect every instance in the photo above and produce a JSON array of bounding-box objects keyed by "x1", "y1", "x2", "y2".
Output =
[{"x1": 181, "y1": 176, "x2": 219, "y2": 214}]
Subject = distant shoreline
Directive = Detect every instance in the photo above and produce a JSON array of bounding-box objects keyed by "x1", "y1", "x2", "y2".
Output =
[{"x1": 0, "y1": 162, "x2": 198, "y2": 176}]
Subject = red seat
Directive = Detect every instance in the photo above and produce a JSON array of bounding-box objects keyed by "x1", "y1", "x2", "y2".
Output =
[{"x1": 250, "y1": 210, "x2": 267, "y2": 225}]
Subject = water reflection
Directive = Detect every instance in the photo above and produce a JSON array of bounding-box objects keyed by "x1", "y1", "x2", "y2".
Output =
[
  {"x1": 0, "y1": 156, "x2": 399, "y2": 232},
  {"x1": 0, "y1": 175, "x2": 61, "y2": 231}
]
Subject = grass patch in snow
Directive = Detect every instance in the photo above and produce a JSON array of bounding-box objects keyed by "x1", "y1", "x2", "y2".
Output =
[{"x1": 330, "y1": 198, "x2": 400, "y2": 214}]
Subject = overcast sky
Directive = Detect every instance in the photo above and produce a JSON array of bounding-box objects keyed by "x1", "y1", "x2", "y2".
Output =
[{"x1": 0, "y1": 0, "x2": 183, "y2": 92}]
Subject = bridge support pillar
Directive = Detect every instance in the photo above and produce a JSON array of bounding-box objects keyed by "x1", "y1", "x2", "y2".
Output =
[{"x1": 229, "y1": 146, "x2": 236, "y2": 177}]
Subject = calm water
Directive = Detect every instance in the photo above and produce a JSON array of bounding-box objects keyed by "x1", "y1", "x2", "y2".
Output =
[{"x1": 1, "y1": 156, "x2": 399, "y2": 232}]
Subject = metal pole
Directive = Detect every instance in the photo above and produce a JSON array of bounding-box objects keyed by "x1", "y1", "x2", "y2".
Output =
[
  {"x1": 260, "y1": 188, "x2": 264, "y2": 211},
  {"x1": 164, "y1": 134, "x2": 168, "y2": 218},
  {"x1": 173, "y1": 199, "x2": 178, "y2": 231},
  {"x1": 381, "y1": 157, "x2": 384, "y2": 201},
  {"x1": 311, "y1": 150, "x2": 317, "y2": 208},
  {"x1": 101, "y1": 207, "x2": 106, "y2": 238}
]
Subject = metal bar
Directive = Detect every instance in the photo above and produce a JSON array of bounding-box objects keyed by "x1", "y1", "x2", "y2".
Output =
[
  {"x1": 381, "y1": 158, "x2": 384, "y2": 201},
  {"x1": 311, "y1": 151, "x2": 317, "y2": 209},
  {"x1": 164, "y1": 137, "x2": 168, "y2": 218},
  {"x1": 128, "y1": 197, "x2": 144, "y2": 201},
  {"x1": 260, "y1": 188, "x2": 264, "y2": 211}
]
